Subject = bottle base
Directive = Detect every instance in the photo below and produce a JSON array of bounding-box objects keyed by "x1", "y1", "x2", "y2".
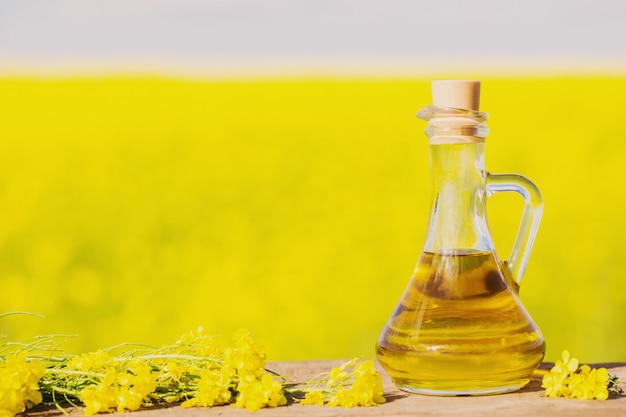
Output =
[{"x1": 394, "y1": 379, "x2": 530, "y2": 396}]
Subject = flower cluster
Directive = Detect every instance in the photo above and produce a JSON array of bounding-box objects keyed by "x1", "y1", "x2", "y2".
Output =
[
  {"x1": 542, "y1": 350, "x2": 623, "y2": 400},
  {"x1": 61, "y1": 352, "x2": 158, "y2": 415},
  {"x1": 178, "y1": 328, "x2": 286, "y2": 411},
  {"x1": 299, "y1": 358, "x2": 386, "y2": 407},
  {"x1": 1, "y1": 322, "x2": 386, "y2": 417},
  {"x1": 0, "y1": 353, "x2": 45, "y2": 417}
]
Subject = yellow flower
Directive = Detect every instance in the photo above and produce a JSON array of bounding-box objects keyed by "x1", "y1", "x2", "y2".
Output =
[
  {"x1": 327, "y1": 358, "x2": 357, "y2": 388},
  {"x1": 543, "y1": 350, "x2": 613, "y2": 400},
  {"x1": 542, "y1": 350, "x2": 579, "y2": 398},
  {"x1": 1, "y1": 327, "x2": 385, "y2": 415},
  {"x1": 115, "y1": 387, "x2": 143, "y2": 413},
  {"x1": 0, "y1": 353, "x2": 45, "y2": 417},
  {"x1": 350, "y1": 360, "x2": 386, "y2": 406},
  {"x1": 181, "y1": 368, "x2": 232, "y2": 408},
  {"x1": 553, "y1": 350, "x2": 579, "y2": 375},
  {"x1": 232, "y1": 373, "x2": 286, "y2": 411},
  {"x1": 261, "y1": 374, "x2": 288, "y2": 408},
  {"x1": 115, "y1": 358, "x2": 158, "y2": 412},
  {"x1": 542, "y1": 371, "x2": 570, "y2": 398},
  {"x1": 224, "y1": 329, "x2": 266, "y2": 379},
  {"x1": 158, "y1": 359, "x2": 198, "y2": 390},
  {"x1": 569, "y1": 365, "x2": 609, "y2": 400},
  {"x1": 67, "y1": 351, "x2": 114, "y2": 372},
  {"x1": 328, "y1": 388, "x2": 355, "y2": 408},
  {"x1": 300, "y1": 390, "x2": 325, "y2": 406},
  {"x1": 323, "y1": 359, "x2": 386, "y2": 408},
  {"x1": 172, "y1": 327, "x2": 222, "y2": 358},
  {"x1": 80, "y1": 370, "x2": 118, "y2": 416},
  {"x1": 77, "y1": 357, "x2": 158, "y2": 415}
]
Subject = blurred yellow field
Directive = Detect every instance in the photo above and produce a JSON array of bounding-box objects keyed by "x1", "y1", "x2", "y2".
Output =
[{"x1": 0, "y1": 76, "x2": 624, "y2": 363}]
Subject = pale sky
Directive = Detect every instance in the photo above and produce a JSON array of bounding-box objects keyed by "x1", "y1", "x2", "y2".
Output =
[{"x1": 1, "y1": 0, "x2": 625, "y2": 76}]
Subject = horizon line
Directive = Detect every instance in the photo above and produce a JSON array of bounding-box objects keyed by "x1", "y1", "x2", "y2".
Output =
[{"x1": 1, "y1": 55, "x2": 626, "y2": 79}]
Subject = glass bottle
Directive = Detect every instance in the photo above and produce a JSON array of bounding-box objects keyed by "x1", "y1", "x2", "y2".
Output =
[{"x1": 376, "y1": 80, "x2": 545, "y2": 395}]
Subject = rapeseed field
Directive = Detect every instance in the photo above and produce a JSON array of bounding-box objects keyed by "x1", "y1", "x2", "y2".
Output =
[{"x1": 0, "y1": 76, "x2": 624, "y2": 362}]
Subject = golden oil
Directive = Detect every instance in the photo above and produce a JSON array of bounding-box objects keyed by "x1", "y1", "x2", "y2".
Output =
[{"x1": 376, "y1": 250, "x2": 545, "y2": 395}]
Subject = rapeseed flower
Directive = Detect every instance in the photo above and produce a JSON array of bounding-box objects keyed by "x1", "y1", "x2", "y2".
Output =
[
  {"x1": 300, "y1": 390, "x2": 325, "y2": 405},
  {"x1": 0, "y1": 353, "x2": 45, "y2": 417},
  {"x1": 543, "y1": 350, "x2": 578, "y2": 398},
  {"x1": 300, "y1": 358, "x2": 386, "y2": 408},
  {"x1": 79, "y1": 370, "x2": 118, "y2": 416},
  {"x1": 568, "y1": 365, "x2": 609, "y2": 400},
  {"x1": 223, "y1": 330, "x2": 287, "y2": 411},
  {"x1": 67, "y1": 351, "x2": 114, "y2": 373},
  {"x1": 1, "y1": 322, "x2": 385, "y2": 416},
  {"x1": 554, "y1": 350, "x2": 579, "y2": 373},
  {"x1": 74, "y1": 357, "x2": 158, "y2": 415},
  {"x1": 542, "y1": 350, "x2": 621, "y2": 400},
  {"x1": 327, "y1": 360, "x2": 386, "y2": 407},
  {"x1": 224, "y1": 329, "x2": 267, "y2": 379},
  {"x1": 180, "y1": 368, "x2": 232, "y2": 408},
  {"x1": 232, "y1": 373, "x2": 287, "y2": 411}
]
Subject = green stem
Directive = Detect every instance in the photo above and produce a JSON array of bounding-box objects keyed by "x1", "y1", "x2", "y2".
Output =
[
  {"x1": 51, "y1": 388, "x2": 71, "y2": 416},
  {"x1": 50, "y1": 386, "x2": 81, "y2": 396},
  {"x1": 133, "y1": 353, "x2": 222, "y2": 363},
  {"x1": 0, "y1": 311, "x2": 45, "y2": 319},
  {"x1": 46, "y1": 368, "x2": 106, "y2": 379}
]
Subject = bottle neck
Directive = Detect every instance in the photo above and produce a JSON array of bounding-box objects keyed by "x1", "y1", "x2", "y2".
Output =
[{"x1": 423, "y1": 143, "x2": 494, "y2": 253}]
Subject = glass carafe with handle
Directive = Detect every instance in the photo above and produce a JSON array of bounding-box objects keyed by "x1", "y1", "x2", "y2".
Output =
[{"x1": 376, "y1": 80, "x2": 545, "y2": 395}]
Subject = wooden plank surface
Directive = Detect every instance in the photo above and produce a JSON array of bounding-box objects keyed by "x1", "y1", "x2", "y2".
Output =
[{"x1": 26, "y1": 360, "x2": 626, "y2": 417}]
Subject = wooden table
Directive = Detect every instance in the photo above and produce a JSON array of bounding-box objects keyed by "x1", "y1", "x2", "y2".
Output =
[{"x1": 27, "y1": 360, "x2": 625, "y2": 417}]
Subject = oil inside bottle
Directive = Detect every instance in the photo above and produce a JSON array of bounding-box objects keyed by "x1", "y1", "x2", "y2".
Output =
[{"x1": 376, "y1": 250, "x2": 545, "y2": 395}]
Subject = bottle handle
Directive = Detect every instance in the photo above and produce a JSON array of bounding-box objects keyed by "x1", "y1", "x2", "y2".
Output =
[{"x1": 486, "y1": 173, "x2": 543, "y2": 285}]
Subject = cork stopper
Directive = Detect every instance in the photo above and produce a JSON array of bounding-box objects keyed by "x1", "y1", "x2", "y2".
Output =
[
  {"x1": 420, "y1": 80, "x2": 488, "y2": 144},
  {"x1": 432, "y1": 80, "x2": 481, "y2": 111}
]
